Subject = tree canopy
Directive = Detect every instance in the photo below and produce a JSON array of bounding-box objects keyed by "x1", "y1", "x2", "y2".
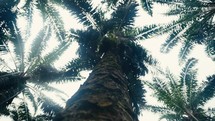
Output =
[{"x1": 0, "y1": 0, "x2": 214, "y2": 121}]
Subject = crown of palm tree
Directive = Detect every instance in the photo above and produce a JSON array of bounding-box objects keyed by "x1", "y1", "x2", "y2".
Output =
[{"x1": 54, "y1": 0, "x2": 155, "y2": 114}]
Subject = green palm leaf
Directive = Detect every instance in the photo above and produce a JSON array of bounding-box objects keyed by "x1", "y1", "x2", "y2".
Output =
[
  {"x1": 22, "y1": 88, "x2": 38, "y2": 116},
  {"x1": 143, "y1": 105, "x2": 172, "y2": 114},
  {"x1": 28, "y1": 25, "x2": 51, "y2": 62},
  {"x1": 56, "y1": 0, "x2": 102, "y2": 28},
  {"x1": 10, "y1": 102, "x2": 32, "y2": 121},
  {"x1": 179, "y1": 40, "x2": 194, "y2": 62},
  {"x1": 46, "y1": 5, "x2": 67, "y2": 42},
  {"x1": 145, "y1": 58, "x2": 215, "y2": 120},
  {"x1": 110, "y1": 0, "x2": 138, "y2": 30},
  {"x1": 140, "y1": 0, "x2": 153, "y2": 16},
  {"x1": 151, "y1": 0, "x2": 215, "y2": 61},
  {"x1": 194, "y1": 75, "x2": 215, "y2": 107}
]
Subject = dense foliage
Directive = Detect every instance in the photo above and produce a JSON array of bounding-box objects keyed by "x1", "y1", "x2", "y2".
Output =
[
  {"x1": 144, "y1": 58, "x2": 215, "y2": 120},
  {"x1": 0, "y1": 0, "x2": 214, "y2": 120}
]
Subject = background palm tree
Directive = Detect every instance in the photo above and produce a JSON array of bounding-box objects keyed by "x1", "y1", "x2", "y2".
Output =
[
  {"x1": 139, "y1": 0, "x2": 215, "y2": 62},
  {"x1": 0, "y1": 0, "x2": 79, "y2": 120},
  {"x1": 144, "y1": 58, "x2": 215, "y2": 121}
]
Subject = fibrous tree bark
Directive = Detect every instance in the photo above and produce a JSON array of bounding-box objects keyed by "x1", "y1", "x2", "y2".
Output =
[{"x1": 55, "y1": 51, "x2": 138, "y2": 121}]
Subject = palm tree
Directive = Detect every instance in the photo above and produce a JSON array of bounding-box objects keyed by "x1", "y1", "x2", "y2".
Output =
[
  {"x1": 144, "y1": 58, "x2": 215, "y2": 121},
  {"x1": 49, "y1": 0, "x2": 155, "y2": 120},
  {"x1": 1, "y1": 0, "x2": 155, "y2": 120},
  {"x1": 139, "y1": 0, "x2": 215, "y2": 61},
  {"x1": 0, "y1": 0, "x2": 77, "y2": 119}
]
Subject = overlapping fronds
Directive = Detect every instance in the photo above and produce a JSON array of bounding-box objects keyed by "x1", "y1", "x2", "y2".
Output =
[
  {"x1": 193, "y1": 75, "x2": 215, "y2": 107},
  {"x1": 147, "y1": 0, "x2": 215, "y2": 61},
  {"x1": 180, "y1": 58, "x2": 198, "y2": 105},
  {"x1": 22, "y1": 88, "x2": 38, "y2": 115},
  {"x1": 160, "y1": 23, "x2": 187, "y2": 53},
  {"x1": 23, "y1": 84, "x2": 65, "y2": 117},
  {"x1": 0, "y1": 72, "x2": 28, "y2": 115},
  {"x1": 0, "y1": 0, "x2": 19, "y2": 46},
  {"x1": 144, "y1": 58, "x2": 215, "y2": 120},
  {"x1": 134, "y1": 21, "x2": 179, "y2": 40},
  {"x1": 28, "y1": 25, "x2": 51, "y2": 62},
  {"x1": 21, "y1": 0, "x2": 34, "y2": 39},
  {"x1": 10, "y1": 21, "x2": 25, "y2": 72},
  {"x1": 57, "y1": 0, "x2": 102, "y2": 29},
  {"x1": 42, "y1": 41, "x2": 72, "y2": 65},
  {"x1": 0, "y1": 0, "x2": 80, "y2": 119},
  {"x1": 110, "y1": 0, "x2": 138, "y2": 30},
  {"x1": 37, "y1": 92, "x2": 63, "y2": 116},
  {"x1": 46, "y1": 4, "x2": 67, "y2": 41},
  {"x1": 9, "y1": 102, "x2": 32, "y2": 121}
]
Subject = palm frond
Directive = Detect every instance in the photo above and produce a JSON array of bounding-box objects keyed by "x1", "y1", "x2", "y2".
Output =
[
  {"x1": 59, "y1": 0, "x2": 102, "y2": 29},
  {"x1": 206, "y1": 39, "x2": 215, "y2": 61},
  {"x1": 35, "y1": 0, "x2": 48, "y2": 21},
  {"x1": 25, "y1": 84, "x2": 64, "y2": 116},
  {"x1": 179, "y1": 40, "x2": 194, "y2": 62},
  {"x1": 143, "y1": 105, "x2": 172, "y2": 114},
  {"x1": 21, "y1": 0, "x2": 34, "y2": 40},
  {"x1": 194, "y1": 75, "x2": 215, "y2": 107},
  {"x1": 35, "y1": 83, "x2": 68, "y2": 97},
  {"x1": 9, "y1": 102, "x2": 32, "y2": 121},
  {"x1": 135, "y1": 21, "x2": 179, "y2": 40},
  {"x1": 145, "y1": 61, "x2": 204, "y2": 115},
  {"x1": 0, "y1": 72, "x2": 28, "y2": 112},
  {"x1": 154, "y1": 0, "x2": 215, "y2": 62},
  {"x1": 140, "y1": 0, "x2": 153, "y2": 16},
  {"x1": 28, "y1": 25, "x2": 51, "y2": 62},
  {"x1": 42, "y1": 41, "x2": 72, "y2": 65},
  {"x1": 110, "y1": 0, "x2": 138, "y2": 30},
  {"x1": 65, "y1": 58, "x2": 94, "y2": 78},
  {"x1": 154, "y1": 0, "x2": 183, "y2": 5},
  {"x1": 180, "y1": 58, "x2": 198, "y2": 86},
  {"x1": 37, "y1": 92, "x2": 63, "y2": 116},
  {"x1": 46, "y1": 5, "x2": 66, "y2": 42},
  {"x1": 0, "y1": 58, "x2": 13, "y2": 72},
  {"x1": 17, "y1": 102, "x2": 32, "y2": 121},
  {"x1": 22, "y1": 88, "x2": 38, "y2": 115},
  {"x1": 30, "y1": 65, "x2": 63, "y2": 83},
  {"x1": 11, "y1": 21, "x2": 25, "y2": 72},
  {"x1": 118, "y1": 42, "x2": 152, "y2": 76},
  {"x1": 180, "y1": 58, "x2": 198, "y2": 105},
  {"x1": 144, "y1": 78, "x2": 180, "y2": 110},
  {"x1": 160, "y1": 23, "x2": 187, "y2": 53},
  {"x1": 0, "y1": 0, "x2": 19, "y2": 44}
]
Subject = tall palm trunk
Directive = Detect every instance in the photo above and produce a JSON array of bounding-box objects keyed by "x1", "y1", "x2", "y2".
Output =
[{"x1": 55, "y1": 52, "x2": 138, "y2": 121}]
